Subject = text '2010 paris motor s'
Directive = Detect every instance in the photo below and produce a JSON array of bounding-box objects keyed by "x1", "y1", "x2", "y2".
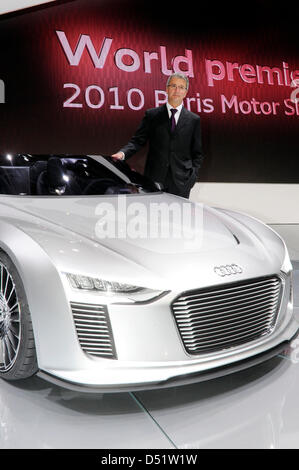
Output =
[{"x1": 0, "y1": 154, "x2": 297, "y2": 392}]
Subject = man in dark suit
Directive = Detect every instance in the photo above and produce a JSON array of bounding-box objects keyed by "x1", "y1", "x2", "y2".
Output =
[{"x1": 112, "y1": 73, "x2": 203, "y2": 198}]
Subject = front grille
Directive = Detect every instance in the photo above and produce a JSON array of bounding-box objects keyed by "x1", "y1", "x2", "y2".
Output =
[
  {"x1": 71, "y1": 302, "x2": 116, "y2": 359},
  {"x1": 172, "y1": 276, "x2": 282, "y2": 355}
]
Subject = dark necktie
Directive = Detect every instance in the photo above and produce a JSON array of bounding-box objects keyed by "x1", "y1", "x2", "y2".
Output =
[{"x1": 170, "y1": 108, "x2": 178, "y2": 132}]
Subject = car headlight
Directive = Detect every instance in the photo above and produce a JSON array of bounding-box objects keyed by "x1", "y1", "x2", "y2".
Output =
[
  {"x1": 281, "y1": 246, "x2": 293, "y2": 274},
  {"x1": 63, "y1": 272, "x2": 168, "y2": 303}
]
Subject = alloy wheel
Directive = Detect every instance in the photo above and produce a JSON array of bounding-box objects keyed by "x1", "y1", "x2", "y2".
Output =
[{"x1": 0, "y1": 263, "x2": 21, "y2": 372}]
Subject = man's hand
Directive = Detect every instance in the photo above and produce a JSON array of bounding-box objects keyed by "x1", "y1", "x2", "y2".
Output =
[{"x1": 111, "y1": 152, "x2": 125, "y2": 160}]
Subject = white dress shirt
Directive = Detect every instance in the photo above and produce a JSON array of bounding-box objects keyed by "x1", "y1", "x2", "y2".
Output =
[{"x1": 166, "y1": 102, "x2": 183, "y2": 124}]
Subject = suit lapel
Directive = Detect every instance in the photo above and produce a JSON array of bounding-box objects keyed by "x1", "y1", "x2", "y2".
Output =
[
  {"x1": 158, "y1": 104, "x2": 172, "y2": 135},
  {"x1": 157, "y1": 104, "x2": 189, "y2": 135},
  {"x1": 175, "y1": 106, "x2": 189, "y2": 132}
]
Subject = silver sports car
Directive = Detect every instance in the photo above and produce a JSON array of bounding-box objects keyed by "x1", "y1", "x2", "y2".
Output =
[{"x1": 0, "y1": 154, "x2": 297, "y2": 392}]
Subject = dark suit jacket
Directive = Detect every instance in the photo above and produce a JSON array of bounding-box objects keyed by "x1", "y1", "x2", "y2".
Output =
[{"x1": 120, "y1": 104, "x2": 203, "y2": 197}]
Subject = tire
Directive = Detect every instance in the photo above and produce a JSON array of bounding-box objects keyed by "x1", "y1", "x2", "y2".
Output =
[{"x1": 0, "y1": 252, "x2": 38, "y2": 380}]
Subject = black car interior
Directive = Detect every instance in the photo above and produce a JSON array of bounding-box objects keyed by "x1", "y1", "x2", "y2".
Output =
[{"x1": 0, "y1": 155, "x2": 159, "y2": 195}]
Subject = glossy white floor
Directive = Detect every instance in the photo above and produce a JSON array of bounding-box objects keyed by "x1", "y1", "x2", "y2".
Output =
[{"x1": 0, "y1": 269, "x2": 298, "y2": 449}]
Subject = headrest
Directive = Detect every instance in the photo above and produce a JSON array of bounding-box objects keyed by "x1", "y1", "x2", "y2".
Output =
[{"x1": 47, "y1": 157, "x2": 65, "y2": 189}]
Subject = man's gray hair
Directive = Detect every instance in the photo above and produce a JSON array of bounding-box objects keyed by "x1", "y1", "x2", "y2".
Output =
[{"x1": 166, "y1": 73, "x2": 189, "y2": 90}]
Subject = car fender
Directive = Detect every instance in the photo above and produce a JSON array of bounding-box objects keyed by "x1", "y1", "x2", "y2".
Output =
[{"x1": 0, "y1": 220, "x2": 83, "y2": 369}]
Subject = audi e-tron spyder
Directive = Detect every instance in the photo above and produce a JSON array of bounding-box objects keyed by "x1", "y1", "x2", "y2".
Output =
[{"x1": 0, "y1": 154, "x2": 297, "y2": 392}]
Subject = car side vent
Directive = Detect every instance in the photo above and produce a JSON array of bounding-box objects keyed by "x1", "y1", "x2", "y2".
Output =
[{"x1": 70, "y1": 302, "x2": 117, "y2": 359}]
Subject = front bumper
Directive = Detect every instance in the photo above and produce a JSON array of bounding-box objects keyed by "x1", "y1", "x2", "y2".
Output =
[
  {"x1": 37, "y1": 329, "x2": 299, "y2": 393},
  {"x1": 36, "y1": 303, "x2": 299, "y2": 393},
  {"x1": 34, "y1": 269, "x2": 299, "y2": 393}
]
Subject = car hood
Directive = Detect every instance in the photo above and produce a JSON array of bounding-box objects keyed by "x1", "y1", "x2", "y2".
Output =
[{"x1": 0, "y1": 193, "x2": 283, "y2": 290}]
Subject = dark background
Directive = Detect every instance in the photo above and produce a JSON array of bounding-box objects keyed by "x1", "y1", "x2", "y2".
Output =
[{"x1": 0, "y1": 0, "x2": 298, "y2": 182}]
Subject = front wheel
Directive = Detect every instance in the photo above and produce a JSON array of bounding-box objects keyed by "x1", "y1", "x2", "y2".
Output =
[{"x1": 0, "y1": 252, "x2": 38, "y2": 381}]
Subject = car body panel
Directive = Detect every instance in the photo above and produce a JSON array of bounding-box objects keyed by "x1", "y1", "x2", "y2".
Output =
[{"x1": 0, "y1": 155, "x2": 297, "y2": 391}]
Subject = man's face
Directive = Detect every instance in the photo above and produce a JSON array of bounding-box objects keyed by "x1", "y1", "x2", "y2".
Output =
[{"x1": 166, "y1": 77, "x2": 188, "y2": 107}]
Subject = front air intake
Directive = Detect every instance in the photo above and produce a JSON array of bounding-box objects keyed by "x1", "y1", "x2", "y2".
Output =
[
  {"x1": 172, "y1": 276, "x2": 282, "y2": 355},
  {"x1": 71, "y1": 302, "x2": 116, "y2": 359}
]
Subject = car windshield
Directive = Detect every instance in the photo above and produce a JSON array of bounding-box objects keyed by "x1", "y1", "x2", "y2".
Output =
[{"x1": 0, "y1": 154, "x2": 160, "y2": 196}]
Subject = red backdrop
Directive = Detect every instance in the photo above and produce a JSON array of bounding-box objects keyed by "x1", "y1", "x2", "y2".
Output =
[{"x1": 0, "y1": 0, "x2": 298, "y2": 182}]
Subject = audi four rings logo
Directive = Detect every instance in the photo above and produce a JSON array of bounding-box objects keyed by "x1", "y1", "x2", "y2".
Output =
[{"x1": 214, "y1": 264, "x2": 243, "y2": 276}]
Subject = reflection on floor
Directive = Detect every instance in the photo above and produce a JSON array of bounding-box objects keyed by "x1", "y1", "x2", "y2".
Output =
[{"x1": 0, "y1": 270, "x2": 298, "y2": 449}]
